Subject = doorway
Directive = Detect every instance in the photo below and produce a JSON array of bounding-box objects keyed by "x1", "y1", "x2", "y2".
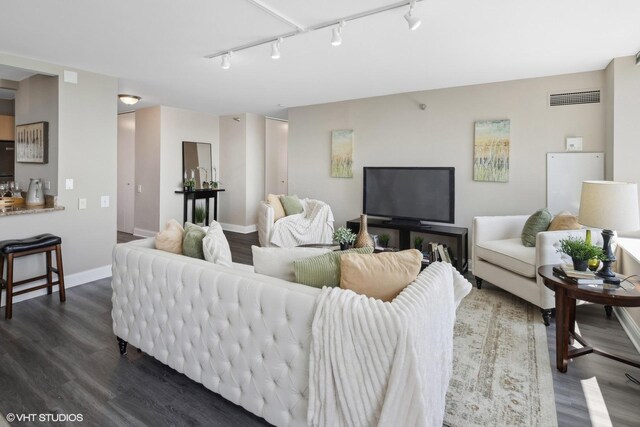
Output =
[
  {"x1": 265, "y1": 118, "x2": 288, "y2": 196},
  {"x1": 117, "y1": 112, "x2": 135, "y2": 233}
]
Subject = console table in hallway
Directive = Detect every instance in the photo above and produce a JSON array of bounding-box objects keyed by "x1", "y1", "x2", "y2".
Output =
[{"x1": 175, "y1": 188, "x2": 225, "y2": 226}]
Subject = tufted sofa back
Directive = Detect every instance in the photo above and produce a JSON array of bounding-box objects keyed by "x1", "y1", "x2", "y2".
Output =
[{"x1": 112, "y1": 239, "x2": 320, "y2": 426}]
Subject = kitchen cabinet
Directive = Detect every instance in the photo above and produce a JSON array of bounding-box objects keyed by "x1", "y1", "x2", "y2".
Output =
[{"x1": 0, "y1": 115, "x2": 15, "y2": 141}]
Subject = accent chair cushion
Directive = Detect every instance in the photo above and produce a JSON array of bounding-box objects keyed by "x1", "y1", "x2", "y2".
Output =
[
  {"x1": 183, "y1": 222, "x2": 206, "y2": 259},
  {"x1": 340, "y1": 249, "x2": 422, "y2": 302},
  {"x1": 280, "y1": 195, "x2": 304, "y2": 216},
  {"x1": 202, "y1": 221, "x2": 232, "y2": 266},
  {"x1": 293, "y1": 246, "x2": 374, "y2": 288},
  {"x1": 548, "y1": 211, "x2": 582, "y2": 231},
  {"x1": 155, "y1": 219, "x2": 184, "y2": 254},
  {"x1": 252, "y1": 246, "x2": 331, "y2": 282},
  {"x1": 521, "y1": 208, "x2": 552, "y2": 247},
  {"x1": 476, "y1": 238, "x2": 536, "y2": 277},
  {"x1": 267, "y1": 193, "x2": 286, "y2": 221}
]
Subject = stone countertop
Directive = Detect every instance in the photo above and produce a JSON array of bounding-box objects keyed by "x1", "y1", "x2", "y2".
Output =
[{"x1": 0, "y1": 194, "x2": 65, "y2": 217}]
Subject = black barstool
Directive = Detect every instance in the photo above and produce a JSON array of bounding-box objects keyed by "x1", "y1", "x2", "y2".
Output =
[{"x1": 0, "y1": 234, "x2": 65, "y2": 319}]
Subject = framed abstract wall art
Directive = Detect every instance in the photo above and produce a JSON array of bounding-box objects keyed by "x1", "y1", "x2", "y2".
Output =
[
  {"x1": 331, "y1": 129, "x2": 353, "y2": 178},
  {"x1": 473, "y1": 119, "x2": 510, "y2": 182},
  {"x1": 16, "y1": 121, "x2": 49, "y2": 164}
]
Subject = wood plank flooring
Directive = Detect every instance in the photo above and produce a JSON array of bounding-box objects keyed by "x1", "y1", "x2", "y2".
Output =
[{"x1": 0, "y1": 231, "x2": 637, "y2": 426}]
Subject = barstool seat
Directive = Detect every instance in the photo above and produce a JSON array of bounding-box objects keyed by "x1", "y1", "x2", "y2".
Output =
[{"x1": 0, "y1": 234, "x2": 65, "y2": 319}]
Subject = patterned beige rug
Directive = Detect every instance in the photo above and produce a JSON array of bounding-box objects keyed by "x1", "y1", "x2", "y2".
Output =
[{"x1": 444, "y1": 288, "x2": 557, "y2": 427}]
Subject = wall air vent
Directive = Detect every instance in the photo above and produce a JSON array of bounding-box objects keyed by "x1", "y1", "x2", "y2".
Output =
[{"x1": 549, "y1": 90, "x2": 600, "y2": 107}]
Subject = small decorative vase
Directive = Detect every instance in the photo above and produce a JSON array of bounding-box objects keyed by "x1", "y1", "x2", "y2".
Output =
[
  {"x1": 340, "y1": 242, "x2": 350, "y2": 251},
  {"x1": 572, "y1": 258, "x2": 588, "y2": 272},
  {"x1": 354, "y1": 214, "x2": 374, "y2": 249},
  {"x1": 588, "y1": 259, "x2": 600, "y2": 272}
]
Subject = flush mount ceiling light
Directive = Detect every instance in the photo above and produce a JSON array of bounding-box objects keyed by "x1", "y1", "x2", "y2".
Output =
[
  {"x1": 206, "y1": 1, "x2": 424, "y2": 68},
  {"x1": 331, "y1": 21, "x2": 345, "y2": 46},
  {"x1": 118, "y1": 94, "x2": 141, "y2": 105},
  {"x1": 404, "y1": 0, "x2": 422, "y2": 30},
  {"x1": 221, "y1": 53, "x2": 232, "y2": 69},
  {"x1": 271, "y1": 38, "x2": 282, "y2": 59}
]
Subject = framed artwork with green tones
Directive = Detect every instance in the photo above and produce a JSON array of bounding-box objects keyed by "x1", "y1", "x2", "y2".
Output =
[
  {"x1": 473, "y1": 119, "x2": 510, "y2": 182},
  {"x1": 331, "y1": 129, "x2": 353, "y2": 178}
]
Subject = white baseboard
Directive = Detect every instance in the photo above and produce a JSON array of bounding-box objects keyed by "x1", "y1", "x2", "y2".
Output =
[
  {"x1": 220, "y1": 223, "x2": 257, "y2": 234},
  {"x1": 0, "y1": 264, "x2": 112, "y2": 308},
  {"x1": 133, "y1": 228, "x2": 157, "y2": 238},
  {"x1": 614, "y1": 307, "x2": 640, "y2": 355}
]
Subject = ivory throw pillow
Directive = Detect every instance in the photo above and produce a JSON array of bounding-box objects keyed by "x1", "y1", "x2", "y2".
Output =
[
  {"x1": 293, "y1": 246, "x2": 374, "y2": 288},
  {"x1": 521, "y1": 208, "x2": 553, "y2": 247},
  {"x1": 155, "y1": 219, "x2": 184, "y2": 254},
  {"x1": 267, "y1": 193, "x2": 286, "y2": 222},
  {"x1": 252, "y1": 246, "x2": 331, "y2": 282},
  {"x1": 548, "y1": 211, "x2": 581, "y2": 231},
  {"x1": 183, "y1": 222, "x2": 206, "y2": 259},
  {"x1": 279, "y1": 195, "x2": 304, "y2": 216},
  {"x1": 202, "y1": 221, "x2": 232, "y2": 266},
  {"x1": 340, "y1": 249, "x2": 422, "y2": 302}
]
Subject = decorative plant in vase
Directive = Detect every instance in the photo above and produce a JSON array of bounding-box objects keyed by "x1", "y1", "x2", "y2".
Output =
[
  {"x1": 184, "y1": 179, "x2": 196, "y2": 191},
  {"x1": 378, "y1": 234, "x2": 390, "y2": 249},
  {"x1": 557, "y1": 236, "x2": 604, "y2": 271},
  {"x1": 414, "y1": 236, "x2": 424, "y2": 251},
  {"x1": 334, "y1": 226, "x2": 356, "y2": 250},
  {"x1": 195, "y1": 204, "x2": 206, "y2": 225}
]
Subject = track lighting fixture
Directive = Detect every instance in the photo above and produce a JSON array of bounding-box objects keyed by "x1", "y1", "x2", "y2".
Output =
[
  {"x1": 331, "y1": 21, "x2": 345, "y2": 46},
  {"x1": 404, "y1": 0, "x2": 421, "y2": 30},
  {"x1": 221, "y1": 53, "x2": 231, "y2": 69},
  {"x1": 271, "y1": 38, "x2": 282, "y2": 59}
]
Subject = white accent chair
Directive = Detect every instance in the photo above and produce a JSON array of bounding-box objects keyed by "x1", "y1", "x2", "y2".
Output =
[
  {"x1": 472, "y1": 215, "x2": 603, "y2": 325},
  {"x1": 257, "y1": 198, "x2": 335, "y2": 247}
]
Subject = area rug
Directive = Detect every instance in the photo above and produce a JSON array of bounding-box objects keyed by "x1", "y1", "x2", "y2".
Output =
[{"x1": 444, "y1": 288, "x2": 558, "y2": 427}]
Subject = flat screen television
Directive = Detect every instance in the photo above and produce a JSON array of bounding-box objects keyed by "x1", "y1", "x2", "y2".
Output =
[{"x1": 363, "y1": 167, "x2": 455, "y2": 225}]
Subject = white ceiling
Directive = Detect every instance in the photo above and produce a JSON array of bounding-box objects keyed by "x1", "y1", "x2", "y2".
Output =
[{"x1": 0, "y1": 0, "x2": 638, "y2": 118}]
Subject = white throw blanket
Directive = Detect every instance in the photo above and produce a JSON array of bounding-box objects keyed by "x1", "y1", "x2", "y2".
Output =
[
  {"x1": 308, "y1": 262, "x2": 471, "y2": 427},
  {"x1": 270, "y1": 199, "x2": 334, "y2": 247}
]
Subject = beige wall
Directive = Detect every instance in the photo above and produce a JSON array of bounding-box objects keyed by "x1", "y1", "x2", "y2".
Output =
[
  {"x1": 133, "y1": 106, "x2": 161, "y2": 234},
  {"x1": 159, "y1": 106, "x2": 219, "y2": 227},
  {"x1": 0, "y1": 53, "x2": 117, "y2": 305},
  {"x1": 288, "y1": 71, "x2": 606, "y2": 230},
  {"x1": 15, "y1": 74, "x2": 59, "y2": 194}
]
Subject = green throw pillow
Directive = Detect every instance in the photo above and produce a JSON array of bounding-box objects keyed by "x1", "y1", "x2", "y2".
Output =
[
  {"x1": 183, "y1": 222, "x2": 206, "y2": 259},
  {"x1": 294, "y1": 247, "x2": 374, "y2": 288},
  {"x1": 280, "y1": 195, "x2": 303, "y2": 216},
  {"x1": 521, "y1": 208, "x2": 553, "y2": 247}
]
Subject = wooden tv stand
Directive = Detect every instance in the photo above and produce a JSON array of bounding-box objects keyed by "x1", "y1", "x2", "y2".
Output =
[{"x1": 346, "y1": 217, "x2": 468, "y2": 273}]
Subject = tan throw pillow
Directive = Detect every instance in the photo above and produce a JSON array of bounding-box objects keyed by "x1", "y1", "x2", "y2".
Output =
[
  {"x1": 340, "y1": 249, "x2": 422, "y2": 302},
  {"x1": 155, "y1": 219, "x2": 184, "y2": 254},
  {"x1": 548, "y1": 211, "x2": 582, "y2": 231},
  {"x1": 267, "y1": 194, "x2": 286, "y2": 221}
]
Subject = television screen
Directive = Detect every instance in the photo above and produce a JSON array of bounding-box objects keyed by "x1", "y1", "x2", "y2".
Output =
[{"x1": 363, "y1": 167, "x2": 454, "y2": 224}]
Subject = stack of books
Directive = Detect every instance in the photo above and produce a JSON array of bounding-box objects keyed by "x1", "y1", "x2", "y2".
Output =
[{"x1": 552, "y1": 264, "x2": 604, "y2": 285}]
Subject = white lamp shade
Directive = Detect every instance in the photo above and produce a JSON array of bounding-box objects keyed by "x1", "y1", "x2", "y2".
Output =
[{"x1": 578, "y1": 181, "x2": 640, "y2": 231}]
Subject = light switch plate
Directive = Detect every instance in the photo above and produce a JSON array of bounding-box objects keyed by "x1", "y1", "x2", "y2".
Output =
[
  {"x1": 65, "y1": 179, "x2": 74, "y2": 190},
  {"x1": 101, "y1": 196, "x2": 110, "y2": 208},
  {"x1": 566, "y1": 137, "x2": 583, "y2": 151},
  {"x1": 79, "y1": 198, "x2": 87, "y2": 209},
  {"x1": 137, "y1": 185, "x2": 142, "y2": 193}
]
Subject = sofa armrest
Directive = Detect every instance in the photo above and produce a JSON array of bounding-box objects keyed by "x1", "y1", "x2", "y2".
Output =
[
  {"x1": 257, "y1": 201, "x2": 275, "y2": 247},
  {"x1": 473, "y1": 215, "x2": 530, "y2": 244}
]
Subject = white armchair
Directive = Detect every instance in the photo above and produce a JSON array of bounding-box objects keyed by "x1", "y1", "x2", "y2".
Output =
[
  {"x1": 472, "y1": 215, "x2": 603, "y2": 325},
  {"x1": 258, "y1": 198, "x2": 335, "y2": 247}
]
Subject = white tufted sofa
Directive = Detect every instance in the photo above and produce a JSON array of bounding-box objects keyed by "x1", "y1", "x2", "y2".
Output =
[{"x1": 112, "y1": 238, "x2": 320, "y2": 426}]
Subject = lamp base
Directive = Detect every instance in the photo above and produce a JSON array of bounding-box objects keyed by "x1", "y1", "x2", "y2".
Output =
[
  {"x1": 598, "y1": 229, "x2": 620, "y2": 285},
  {"x1": 596, "y1": 271, "x2": 621, "y2": 285}
]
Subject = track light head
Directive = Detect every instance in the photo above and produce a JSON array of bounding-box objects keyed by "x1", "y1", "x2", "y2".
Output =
[
  {"x1": 221, "y1": 53, "x2": 231, "y2": 69},
  {"x1": 404, "y1": 1, "x2": 421, "y2": 30},
  {"x1": 331, "y1": 21, "x2": 345, "y2": 46},
  {"x1": 271, "y1": 38, "x2": 282, "y2": 59}
]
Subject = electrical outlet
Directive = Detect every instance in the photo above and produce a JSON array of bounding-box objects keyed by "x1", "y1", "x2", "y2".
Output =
[
  {"x1": 45, "y1": 181, "x2": 51, "y2": 190},
  {"x1": 78, "y1": 198, "x2": 87, "y2": 210},
  {"x1": 101, "y1": 195, "x2": 110, "y2": 208},
  {"x1": 65, "y1": 179, "x2": 74, "y2": 190},
  {"x1": 137, "y1": 185, "x2": 142, "y2": 193}
]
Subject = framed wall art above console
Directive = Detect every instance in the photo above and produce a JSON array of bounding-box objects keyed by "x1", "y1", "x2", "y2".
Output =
[{"x1": 16, "y1": 121, "x2": 48, "y2": 164}]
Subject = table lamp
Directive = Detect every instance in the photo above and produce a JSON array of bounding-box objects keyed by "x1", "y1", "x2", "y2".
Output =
[{"x1": 578, "y1": 181, "x2": 640, "y2": 284}]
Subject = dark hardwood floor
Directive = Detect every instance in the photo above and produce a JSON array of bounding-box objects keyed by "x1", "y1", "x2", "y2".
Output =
[{"x1": 0, "y1": 231, "x2": 638, "y2": 426}]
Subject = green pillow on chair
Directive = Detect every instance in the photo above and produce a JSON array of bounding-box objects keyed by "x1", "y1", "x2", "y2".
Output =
[
  {"x1": 521, "y1": 209, "x2": 553, "y2": 247},
  {"x1": 279, "y1": 195, "x2": 304, "y2": 216}
]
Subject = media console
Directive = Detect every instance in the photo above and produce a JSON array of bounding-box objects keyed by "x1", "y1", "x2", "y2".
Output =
[{"x1": 346, "y1": 217, "x2": 468, "y2": 273}]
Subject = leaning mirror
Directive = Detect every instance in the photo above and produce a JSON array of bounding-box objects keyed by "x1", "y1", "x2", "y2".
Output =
[{"x1": 182, "y1": 141, "x2": 212, "y2": 189}]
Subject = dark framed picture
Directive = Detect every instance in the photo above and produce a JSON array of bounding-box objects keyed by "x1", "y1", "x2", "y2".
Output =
[{"x1": 16, "y1": 121, "x2": 48, "y2": 164}]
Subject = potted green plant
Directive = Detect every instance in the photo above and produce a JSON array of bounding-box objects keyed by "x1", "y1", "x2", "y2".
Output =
[
  {"x1": 334, "y1": 226, "x2": 356, "y2": 250},
  {"x1": 195, "y1": 204, "x2": 206, "y2": 225},
  {"x1": 557, "y1": 236, "x2": 604, "y2": 271},
  {"x1": 184, "y1": 179, "x2": 195, "y2": 191},
  {"x1": 378, "y1": 234, "x2": 390, "y2": 249},
  {"x1": 210, "y1": 181, "x2": 219, "y2": 189},
  {"x1": 414, "y1": 236, "x2": 424, "y2": 251}
]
